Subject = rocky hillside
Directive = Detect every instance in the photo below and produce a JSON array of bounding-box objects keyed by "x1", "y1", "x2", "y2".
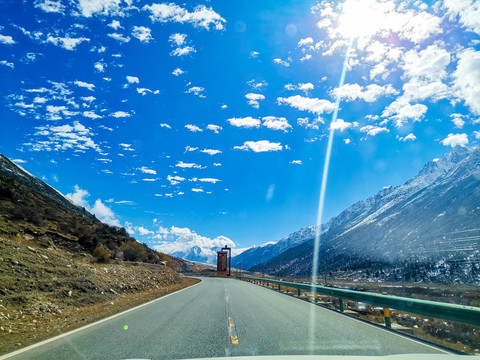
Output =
[{"x1": 251, "y1": 146, "x2": 480, "y2": 284}]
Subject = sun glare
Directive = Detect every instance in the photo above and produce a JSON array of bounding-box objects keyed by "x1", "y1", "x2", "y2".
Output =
[{"x1": 338, "y1": 0, "x2": 384, "y2": 39}]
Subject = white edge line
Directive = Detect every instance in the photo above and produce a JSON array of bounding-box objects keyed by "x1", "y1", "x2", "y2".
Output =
[
  {"x1": 0, "y1": 278, "x2": 203, "y2": 359},
  {"x1": 243, "y1": 279, "x2": 451, "y2": 355}
]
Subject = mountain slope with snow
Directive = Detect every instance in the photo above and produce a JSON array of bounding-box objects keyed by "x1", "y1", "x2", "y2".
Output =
[{"x1": 251, "y1": 146, "x2": 480, "y2": 284}]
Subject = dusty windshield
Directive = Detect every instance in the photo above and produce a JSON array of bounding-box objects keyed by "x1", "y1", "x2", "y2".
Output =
[{"x1": 0, "y1": 0, "x2": 479, "y2": 359}]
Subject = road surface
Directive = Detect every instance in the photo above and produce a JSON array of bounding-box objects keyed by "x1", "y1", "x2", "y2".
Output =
[{"x1": 2, "y1": 277, "x2": 446, "y2": 359}]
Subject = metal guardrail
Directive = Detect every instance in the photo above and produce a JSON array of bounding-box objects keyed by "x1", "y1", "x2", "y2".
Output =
[{"x1": 237, "y1": 276, "x2": 480, "y2": 327}]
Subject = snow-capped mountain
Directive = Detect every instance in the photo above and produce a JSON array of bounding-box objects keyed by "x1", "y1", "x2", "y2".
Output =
[
  {"x1": 251, "y1": 146, "x2": 480, "y2": 284},
  {"x1": 231, "y1": 225, "x2": 318, "y2": 270}
]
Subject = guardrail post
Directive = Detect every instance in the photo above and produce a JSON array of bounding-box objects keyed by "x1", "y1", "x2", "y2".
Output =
[
  {"x1": 298, "y1": 288, "x2": 301, "y2": 297},
  {"x1": 278, "y1": 284, "x2": 281, "y2": 291},
  {"x1": 314, "y1": 293, "x2": 318, "y2": 303},
  {"x1": 339, "y1": 298, "x2": 344, "y2": 312},
  {"x1": 384, "y1": 308, "x2": 392, "y2": 329}
]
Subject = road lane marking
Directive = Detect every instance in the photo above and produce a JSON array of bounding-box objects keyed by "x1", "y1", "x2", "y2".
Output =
[
  {"x1": 225, "y1": 296, "x2": 229, "y2": 303},
  {"x1": 0, "y1": 278, "x2": 204, "y2": 359},
  {"x1": 230, "y1": 335, "x2": 239, "y2": 344}
]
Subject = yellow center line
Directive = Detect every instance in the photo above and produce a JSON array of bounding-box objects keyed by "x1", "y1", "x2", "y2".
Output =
[{"x1": 225, "y1": 296, "x2": 229, "y2": 303}]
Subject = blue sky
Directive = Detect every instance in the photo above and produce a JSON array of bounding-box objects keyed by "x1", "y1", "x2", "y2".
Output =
[{"x1": 1, "y1": 0, "x2": 479, "y2": 262}]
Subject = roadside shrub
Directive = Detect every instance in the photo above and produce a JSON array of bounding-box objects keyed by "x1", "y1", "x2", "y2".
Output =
[
  {"x1": 119, "y1": 241, "x2": 148, "y2": 262},
  {"x1": 11, "y1": 206, "x2": 42, "y2": 226},
  {"x1": 93, "y1": 246, "x2": 110, "y2": 263}
]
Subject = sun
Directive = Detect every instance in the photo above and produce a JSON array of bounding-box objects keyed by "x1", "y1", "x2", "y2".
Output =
[{"x1": 337, "y1": 0, "x2": 385, "y2": 39}]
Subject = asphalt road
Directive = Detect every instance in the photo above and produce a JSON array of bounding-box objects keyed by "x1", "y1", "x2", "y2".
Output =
[{"x1": 2, "y1": 277, "x2": 446, "y2": 360}]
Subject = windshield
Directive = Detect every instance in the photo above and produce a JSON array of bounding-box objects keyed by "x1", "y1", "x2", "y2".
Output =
[{"x1": 0, "y1": 0, "x2": 479, "y2": 359}]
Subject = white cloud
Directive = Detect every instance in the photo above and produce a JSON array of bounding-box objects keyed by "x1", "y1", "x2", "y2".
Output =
[
  {"x1": 76, "y1": 0, "x2": 127, "y2": 17},
  {"x1": 329, "y1": 118, "x2": 353, "y2": 131},
  {"x1": 0, "y1": 34, "x2": 16, "y2": 45},
  {"x1": 297, "y1": 117, "x2": 323, "y2": 130},
  {"x1": 452, "y1": 48, "x2": 480, "y2": 115},
  {"x1": 273, "y1": 58, "x2": 290, "y2": 67},
  {"x1": 227, "y1": 117, "x2": 260, "y2": 128},
  {"x1": 94, "y1": 62, "x2": 104, "y2": 72},
  {"x1": 332, "y1": 83, "x2": 398, "y2": 102},
  {"x1": 300, "y1": 54, "x2": 312, "y2": 61},
  {"x1": 167, "y1": 175, "x2": 185, "y2": 185},
  {"x1": 110, "y1": 111, "x2": 130, "y2": 118},
  {"x1": 247, "y1": 80, "x2": 268, "y2": 90},
  {"x1": 290, "y1": 160, "x2": 303, "y2": 165},
  {"x1": 74, "y1": 80, "x2": 95, "y2": 91},
  {"x1": 160, "y1": 123, "x2": 171, "y2": 129},
  {"x1": 401, "y1": 45, "x2": 451, "y2": 80},
  {"x1": 171, "y1": 46, "x2": 195, "y2": 57},
  {"x1": 245, "y1": 93, "x2": 265, "y2": 109},
  {"x1": 201, "y1": 149, "x2": 222, "y2": 155},
  {"x1": 12, "y1": 159, "x2": 27, "y2": 164},
  {"x1": 66, "y1": 185, "x2": 120, "y2": 226},
  {"x1": 143, "y1": 3, "x2": 226, "y2": 30},
  {"x1": 191, "y1": 188, "x2": 204, "y2": 193},
  {"x1": 126, "y1": 75, "x2": 139, "y2": 84},
  {"x1": 0, "y1": 60, "x2": 14, "y2": 69},
  {"x1": 250, "y1": 51, "x2": 260, "y2": 58},
  {"x1": 207, "y1": 124, "x2": 222, "y2": 133},
  {"x1": 108, "y1": 20, "x2": 122, "y2": 30},
  {"x1": 297, "y1": 37, "x2": 314, "y2": 47},
  {"x1": 262, "y1": 116, "x2": 292, "y2": 132},
  {"x1": 474, "y1": 131, "x2": 480, "y2": 139},
  {"x1": 132, "y1": 26, "x2": 153, "y2": 43},
  {"x1": 381, "y1": 98, "x2": 428, "y2": 127},
  {"x1": 83, "y1": 110, "x2": 102, "y2": 119},
  {"x1": 169, "y1": 33, "x2": 187, "y2": 46},
  {"x1": 46, "y1": 36, "x2": 90, "y2": 50},
  {"x1": 360, "y1": 125, "x2": 390, "y2": 137},
  {"x1": 108, "y1": 33, "x2": 130, "y2": 43},
  {"x1": 451, "y1": 114, "x2": 465, "y2": 129},
  {"x1": 442, "y1": 0, "x2": 480, "y2": 36},
  {"x1": 285, "y1": 83, "x2": 314, "y2": 94},
  {"x1": 176, "y1": 161, "x2": 204, "y2": 169},
  {"x1": 185, "y1": 86, "x2": 205, "y2": 97},
  {"x1": 234, "y1": 140, "x2": 283, "y2": 153},
  {"x1": 27, "y1": 121, "x2": 100, "y2": 152},
  {"x1": 277, "y1": 95, "x2": 336, "y2": 115},
  {"x1": 137, "y1": 226, "x2": 154, "y2": 236},
  {"x1": 139, "y1": 166, "x2": 156, "y2": 175},
  {"x1": 441, "y1": 133, "x2": 469, "y2": 147},
  {"x1": 398, "y1": 133, "x2": 417, "y2": 141},
  {"x1": 172, "y1": 68, "x2": 184, "y2": 76},
  {"x1": 185, "y1": 124, "x2": 202, "y2": 132},
  {"x1": 34, "y1": 0, "x2": 65, "y2": 13}
]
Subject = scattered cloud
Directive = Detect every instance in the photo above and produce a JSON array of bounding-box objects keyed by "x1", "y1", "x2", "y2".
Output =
[
  {"x1": 227, "y1": 117, "x2": 260, "y2": 128},
  {"x1": 139, "y1": 166, "x2": 157, "y2": 175},
  {"x1": 278, "y1": 95, "x2": 335, "y2": 115},
  {"x1": 172, "y1": 68, "x2": 185, "y2": 76},
  {"x1": 329, "y1": 118, "x2": 354, "y2": 131},
  {"x1": 441, "y1": 133, "x2": 469, "y2": 147},
  {"x1": 126, "y1": 75, "x2": 139, "y2": 84},
  {"x1": 34, "y1": 0, "x2": 65, "y2": 13},
  {"x1": 110, "y1": 111, "x2": 130, "y2": 118},
  {"x1": 273, "y1": 58, "x2": 290, "y2": 67},
  {"x1": 143, "y1": 3, "x2": 226, "y2": 30},
  {"x1": 247, "y1": 79, "x2": 268, "y2": 90},
  {"x1": 290, "y1": 160, "x2": 303, "y2": 164},
  {"x1": 108, "y1": 33, "x2": 131, "y2": 43},
  {"x1": 332, "y1": 83, "x2": 398, "y2": 102},
  {"x1": 398, "y1": 133, "x2": 417, "y2": 141},
  {"x1": 207, "y1": 124, "x2": 222, "y2": 133},
  {"x1": 185, "y1": 86, "x2": 205, "y2": 98},
  {"x1": 185, "y1": 124, "x2": 202, "y2": 132},
  {"x1": 245, "y1": 93, "x2": 265, "y2": 109},
  {"x1": 74, "y1": 80, "x2": 95, "y2": 91},
  {"x1": 234, "y1": 140, "x2": 283, "y2": 153},
  {"x1": 360, "y1": 125, "x2": 390, "y2": 137},
  {"x1": 132, "y1": 26, "x2": 153, "y2": 43},
  {"x1": 46, "y1": 36, "x2": 90, "y2": 50},
  {"x1": 262, "y1": 116, "x2": 292, "y2": 132},
  {"x1": 452, "y1": 48, "x2": 480, "y2": 115},
  {"x1": 176, "y1": 161, "x2": 204, "y2": 169},
  {"x1": 0, "y1": 34, "x2": 16, "y2": 45}
]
